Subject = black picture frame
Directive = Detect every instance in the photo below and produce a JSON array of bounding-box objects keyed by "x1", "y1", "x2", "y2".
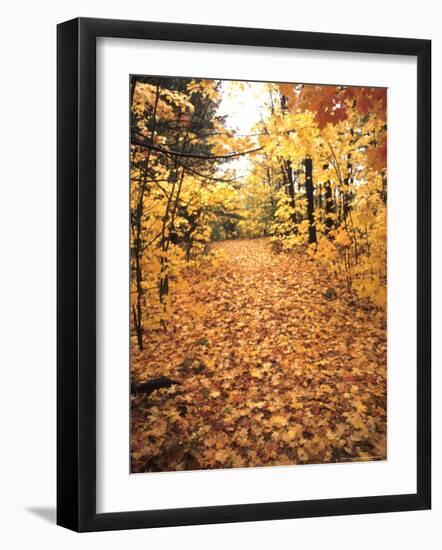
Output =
[{"x1": 57, "y1": 17, "x2": 431, "y2": 532}]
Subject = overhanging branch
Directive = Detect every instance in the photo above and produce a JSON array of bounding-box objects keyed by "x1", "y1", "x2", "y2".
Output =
[{"x1": 132, "y1": 133, "x2": 263, "y2": 160}]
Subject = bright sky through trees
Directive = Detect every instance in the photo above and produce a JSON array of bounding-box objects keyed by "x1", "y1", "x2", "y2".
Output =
[{"x1": 217, "y1": 80, "x2": 268, "y2": 176}]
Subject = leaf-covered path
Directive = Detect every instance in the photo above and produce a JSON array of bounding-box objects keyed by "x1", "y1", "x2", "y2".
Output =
[{"x1": 131, "y1": 238, "x2": 387, "y2": 472}]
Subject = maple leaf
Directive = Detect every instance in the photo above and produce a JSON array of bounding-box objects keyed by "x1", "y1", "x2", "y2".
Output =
[
  {"x1": 346, "y1": 412, "x2": 367, "y2": 431},
  {"x1": 282, "y1": 425, "x2": 302, "y2": 442},
  {"x1": 251, "y1": 368, "x2": 263, "y2": 379},
  {"x1": 270, "y1": 415, "x2": 288, "y2": 428}
]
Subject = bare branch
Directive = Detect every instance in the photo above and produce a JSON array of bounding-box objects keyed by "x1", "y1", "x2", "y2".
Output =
[{"x1": 132, "y1": 133, "x2": 263, "y2": 160}]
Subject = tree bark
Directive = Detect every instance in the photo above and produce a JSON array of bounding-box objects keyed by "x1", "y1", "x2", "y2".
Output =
[
  {"x1": 324, "y1": 180, "x2": 335, "y2": 234},
  {"x1": 304, "y1": 157, "x2": 317, "y2": 244}
]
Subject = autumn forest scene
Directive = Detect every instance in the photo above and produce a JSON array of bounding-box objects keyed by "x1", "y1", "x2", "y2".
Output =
[{"x1": 130, "y1": 75, "x2": 387, "y2": 473}]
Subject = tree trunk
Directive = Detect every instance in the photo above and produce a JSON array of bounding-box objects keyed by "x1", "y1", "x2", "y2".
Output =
[
  {"x1": 134, "y1": 238, "x2": 144, "y2": 350},
  {"x1": 304, "y1": 157, "x2": 317, "y2": 244},
  {"x1": 343, "y1": 155, "x2": 353, "y2": 219},
  {"x1": 131, "y1": 80, "x2": 161, "y2": 349},
  {"x1": 324, "y1": 180, "x2": 335, "y2": 234},
  {"x1": 132, "y1": 304, "x2": 143, "y2": 351},
  {"x1": 286, "y1": 161, "x2": 295, "y2": 207}
]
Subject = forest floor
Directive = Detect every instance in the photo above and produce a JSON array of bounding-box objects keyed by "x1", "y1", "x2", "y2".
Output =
[{"x1": 131, "y1": 238, "x2": 387, "y2": 473}]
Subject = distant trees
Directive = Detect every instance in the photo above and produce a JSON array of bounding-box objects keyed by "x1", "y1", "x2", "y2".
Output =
[{"x1": 242, "y1": 82, "x2": 387, "y2": 308}]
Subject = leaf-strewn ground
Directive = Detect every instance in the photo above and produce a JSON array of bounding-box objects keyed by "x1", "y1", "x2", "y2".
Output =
[{"x1": 131, "y1": 238, "x2": 387, "y2": 472}]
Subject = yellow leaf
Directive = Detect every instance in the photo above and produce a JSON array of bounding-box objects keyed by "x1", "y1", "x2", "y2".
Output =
[{"x1": 270, "y1": 415, "x2": 287, "y2": 428}]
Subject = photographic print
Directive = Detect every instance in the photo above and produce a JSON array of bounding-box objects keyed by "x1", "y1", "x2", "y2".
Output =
[{"x1": 130, "y1": 76, "x2": 387, "y2": 474}]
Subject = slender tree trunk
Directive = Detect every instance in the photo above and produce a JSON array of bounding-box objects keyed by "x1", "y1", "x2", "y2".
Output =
[
  {"x1": 286, "y1": 161, "x2": 295, "y2": 207},
  {"x1": 304, "y1": 157, "x2": 317, "y2": 244},
  {"x1": 130, "y1": 76, "x2": 138, "y2": 114},
  {"x1": 134, "y1": 238, "x2": 144, "y2": 350},
  {"x1": 132, "y1": 305, "x2": 143, "y2": 351},
  {"x1": 317, "y1": 182, "x2": 323, "y2": 210},
  {"x1": 132, "y1": 80, "x2": 161, "y2": 349},
  {"x1": 343, "y1": 154, "x2": 353, "y2": 219},
  {"x1": 324, "y1": 180, "x2": 335, "y2": 234},
  {"x1": 280, "y1": 94, "x2": 297, "y2": 228},
  {"x1": 381, "y1": 175, "x2": 387, "y2": 204}
]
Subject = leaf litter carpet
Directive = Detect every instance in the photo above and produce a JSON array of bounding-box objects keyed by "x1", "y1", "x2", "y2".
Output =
[{"x1": 131, "y1": 238, "x2": 387, "y2": 472}]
